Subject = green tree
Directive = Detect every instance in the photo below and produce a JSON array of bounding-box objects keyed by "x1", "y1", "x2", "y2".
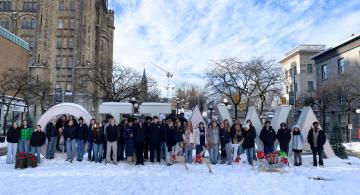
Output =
[{"x1": 330, "y1": 123, "x2": 347, "y2": 159}]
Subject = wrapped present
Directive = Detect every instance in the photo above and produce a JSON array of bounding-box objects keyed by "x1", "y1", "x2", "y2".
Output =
[{"x1": 266, "y1": 153, "x2": 279, "y2": 164}]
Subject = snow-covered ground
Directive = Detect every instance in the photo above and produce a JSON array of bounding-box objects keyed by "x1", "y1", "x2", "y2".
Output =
[
  {"x1": 0, "y1": 154, "x2": 360, "y2": 195},
  {"x1": 343, "y1": 142, "x2": 360, "y2": 153}
]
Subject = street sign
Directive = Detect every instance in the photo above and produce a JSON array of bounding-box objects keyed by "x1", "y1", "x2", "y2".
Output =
[{"x1": 348, "y1": 124, "x2": 353, "y2": 130}]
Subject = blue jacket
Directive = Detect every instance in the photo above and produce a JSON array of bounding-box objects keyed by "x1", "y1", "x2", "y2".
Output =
[{"x1": 124, "y1": 126, "x2": 135, "y2": 156}]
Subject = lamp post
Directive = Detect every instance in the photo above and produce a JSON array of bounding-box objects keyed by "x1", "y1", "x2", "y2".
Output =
[
  {"x1": 209, "y1": 105, "x2": 215, "y2": 121},
  {"x1": 130, "y1": 97, "x2": 137, "y2": 117},
  {"x1": 223, "y1": 98, "x2": 229, "y2": 105}
]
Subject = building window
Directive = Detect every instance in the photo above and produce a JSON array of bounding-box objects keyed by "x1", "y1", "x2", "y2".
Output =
[
  {"x1": 59, "y1": 2, "x2": 64, "y2": 10},
  {"x1": 308, "y1": 81, "x2": 314, "y2": 92},
  {"x1": 286, "y1": 86, "x2": 289, "y2": 94},
  {"x1": 67, "y1": 57, "x2": 74, "y2": 68},
  {"x1": 307, "y1": 64, "x2": 313, "y2": 73},
  {"x1": 0, "y1": 0, "x2": 12, "y2": 11},
  {"x1": 69, "y1": 19, "x2": 75, "y2": 29},
  {"x1": 68, "y1": 37, "x2": 74, "y2": 49},
  {"x1": 23, "y1": 1, "x2": 37, "y2": 11},
  {"x1": 21, "y1": 19, "x2": 36, "y2": 29},
  {"x1": 70, "y1": 1, "x2": 75, "y2": 11},
  {"x1": 22, "y1": 36, "x2": 34, "y2": 49},
  {"x1": 321, "y1": 65, "x2": 327, "y2": 80},
  {"x1": 338, "y1": 58, "x2": 345, "y2": 75},
  {"x1": 56, "y1": 37, "x2": 62, "y2": 48},
  {"x1": 56, "y1": 56, "x2": 61, "y2": 68},
  {"x1": 66, "y1": 84, "x2": 72, "y2": 92},
  {"x1": 58, "y1": 18, "x2": 64, "y2": 29},
  {"x1": 0, "y1": 20, "x2": 10, "y2": 30}
]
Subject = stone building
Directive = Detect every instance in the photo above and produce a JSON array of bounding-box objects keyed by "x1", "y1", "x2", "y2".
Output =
[{"x1": 0, "y1": 0, "x2": 114, "y2": 117}]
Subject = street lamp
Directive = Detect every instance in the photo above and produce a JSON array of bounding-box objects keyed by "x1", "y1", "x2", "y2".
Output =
[
  {"x1": 130, "y1": 97, "x2": 137, "y2": 116},
  {"x1": 223, "y1": 98, "x2": 229, "y2": 105},
  {"x1": 209, "y1": 105, "x2": 215, "y2": 121}
]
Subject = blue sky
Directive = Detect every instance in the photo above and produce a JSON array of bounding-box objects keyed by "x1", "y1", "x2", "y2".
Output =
[{"x1": 108, "y1": 0, "x2": 360, "y2": 97}]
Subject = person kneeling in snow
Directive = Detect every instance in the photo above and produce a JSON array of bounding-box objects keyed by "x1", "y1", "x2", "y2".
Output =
[
  {"x1": 30, "y1": 125, "x2": 46, "y2": 163},
  {"x1": 292, "y1": 125, "x2": 304, "y2": 166}
]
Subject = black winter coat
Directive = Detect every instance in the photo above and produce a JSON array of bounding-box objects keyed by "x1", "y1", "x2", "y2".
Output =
[
  {"x1": 277, "y1": 128, "x2": 291, "y2": 146},
  {"x1": 6, "y1": 126, "x2": 20, "y2": 143},
  {"x1": 76, "y1": 123, "x2": 88, "y2": 140},
  {"x1": 46, "y1": 122, "x2": 57, "y2": 141},
  {"x1": 260, "y1": 127, "x2": 277, "y2": 147},
  {"x1": 124, "y1": 126, "x2": 135, "y2": 155},
  {"x1": 93, "y1": 128, "x2": 105, "y2": 144},
  {"x1": 160, "y1": 125, "x2": 167, "y2": 142},
  {"x1": 307, "y1": 129, "x2": 326, "y2": 150},
  {"x1": 149, "y1": 123, "x2": 161, "y2": 145},
  {"x1": 166, "y1": 126, "x2": 177, "y2": 150},
  {"x1": 30, "y1": 131, "x2": 46, "y2": 147},
  {"x1": 220, "y1": 128, "x2": 231, "y2": 145},
  {"x1": 134, "y1": 125, "x2": 145, "y2": 143},
  {"x1": 242, "y1": 128, "x2": 256, "y2": 149},
  {"x1": 175, "y1": 126, "x2": 184, "y2": 142},
  {"x1": 106, "y1": 125, "x2": 118, "y2": 142},
  {"x1": 64, "y1": 126, "x2": 77, "y2": 140}
]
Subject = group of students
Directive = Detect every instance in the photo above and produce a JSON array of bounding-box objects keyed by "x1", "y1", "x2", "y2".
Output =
[{"x1": 5, "y1": 114, "x2": 327, "y2": 168}]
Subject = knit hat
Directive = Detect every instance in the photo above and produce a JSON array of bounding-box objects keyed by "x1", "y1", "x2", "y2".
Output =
[{"x1": 292, "y1": 125, "x2": 300, "y2": 130}]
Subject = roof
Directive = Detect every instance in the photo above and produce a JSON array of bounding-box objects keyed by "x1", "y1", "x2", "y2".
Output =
[
  {"x1": 0, "y1": 26, "x2": 29, "y2": 50},
  {"x1": 311, "y1": 33, "x2": 360, "y2": 60},
  {"x1": 279, "y1": 44, "x2": 325, "y2": 63}
]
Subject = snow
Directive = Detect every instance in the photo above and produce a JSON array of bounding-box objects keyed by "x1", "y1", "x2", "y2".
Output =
[
  {"x1": 0, "y1": 140, "x2": 6, "y2": 148},
  {"x1": 343, "y1": 142, "x2": 360, "y2": 153},
  {"x1": 1, "y1": 154, "x2": 360, "y2": 195}
]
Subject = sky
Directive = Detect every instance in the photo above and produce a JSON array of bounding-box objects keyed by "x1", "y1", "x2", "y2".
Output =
[{"x1": 108, "y1": 0, "x2": 360, "y2": 97}]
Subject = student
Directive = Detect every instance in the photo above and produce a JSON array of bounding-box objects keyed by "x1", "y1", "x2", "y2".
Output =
[
  {"x1": 75, "y1": 117, "x2": 88, "y2": 161},
  {"x1": 233, "y1": 124, "x2": 244, "y2": 162},
  {"x1": 174, "y1": 120, "x2": 184, "y2": 157},
  {"x1": 124, "y1": 119, "x2": 135, "y2": 163},
  {"x1": 160, "y1": 119, "x2": 168, "y2": 163},
  {"x1": 19, "y1": 120, "x2": 32, "y2": 153},
  {"x1": 206, "y1": 120, "x2": 220, "y2": 165},
  {"x1": 242, "y1": 125, "x2": 256, "y2": 165},
  {"x1": 194, "y1": 122, "x2": 207, "y2": 156},
  {"x1": 87, "y1": 119, "x2": 96, "y2": 161},
  {"x1": 183, "y1": 125, "x2": 195, "y2": 164},
  {"x1": 64, "y1": 120, "x2": 77, "y2": 163},
  {"x1": 220, "y1": 123, "x2": 233, "y2": 165},
  {"x1": 276, "y1": 122, "x2": 291, "y2": 154},
  {"x1": 106, "y1": 118, "x2": 118, "y2": 164},
  {"x1": 292, "y1": 125, "x2": 304, "y2": 166},
  {"x1": 307, "y1": 122, "x2": 326, "y2": 167},
  {"x1": 149, "y1": 116, "x2": 161, "y2": 163},
  {"x1": 246, "y1": 119, "x2": 257, "y2": 161},
  {"x1": 45, "y1": 119, "x2": 58, "y2": 159},
  {"x1": 134, "y1": 118, "x2": 145, "y2": 165},
  {"x1": 93, "y1": 122, "x2": 105, "y2": 163},
  {"x1": 166, "y1": 120, "x2": 176, "y2": 165},
  {"x1": 143, "y1": 116, "x2": 152, "y2": 161},
  {"x1": 6, "y1": 122, "x2": 20, "y2": 164},
  {"x1": 30, "y1": 125, "x2": 46, "y2": 163},
  {"x1": 260, "y1": 121, "x2": 277, "y2": 155},
  {"x1": 117, "y1": 119, "x2": 127, "y2": 161}
]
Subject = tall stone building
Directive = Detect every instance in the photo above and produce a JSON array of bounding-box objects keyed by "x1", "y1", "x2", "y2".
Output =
[{"x1": 0, "y1": 0, "x2": 114, "y2": 117}]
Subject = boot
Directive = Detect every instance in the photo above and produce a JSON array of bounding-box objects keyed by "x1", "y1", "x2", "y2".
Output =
[{"x1": 88, "y1": 153, "x2": 92, "y2": 161}]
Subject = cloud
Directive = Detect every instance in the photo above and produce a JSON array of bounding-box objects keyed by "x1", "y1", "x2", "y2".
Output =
[{"x1": 108, "y1": 0, "x2": 360, "y2": 97}]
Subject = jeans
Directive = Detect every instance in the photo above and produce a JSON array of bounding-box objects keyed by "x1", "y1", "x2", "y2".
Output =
[
  {"x1": 31, "y1": 146, "x2": 41, "y2": 163},
  {"x1": 160, "y1": 142, "x2": 168, "y2": 161},
  {"x1": 106, "y1": 141, "x2": 117, "y2": 163},
  {"x1": 19, "y1": 140, "x2": 30, "y2": 153},
  {"x1": 66, "y1": 139, "x2": 76, "y2": 160},
  {"x1": 264, "y1": 146, "x2": 274, "y2": 155},
  {"x1": 46, "y1": 136, "x2": 57, "y2": 159},
  {"x1": 6, "y1": 143, "x2": 18, "y2": 164},
  {"x1": 76, "y1": 139, "x2": 85, "y2": 160},
  {"x1": 117, "y1": 140, "x2": 125, "y2": 161},
  {"x1": 224, "y1": 143, "x2": 233, "y2": 164},
  {"x1": 294, "y1": 151, "x2": 302, "y2": 165},
  {"x1": 88, "y1": 142, "x2": 93, "y2": 160},
  {"x1": 209, "y1": 144, "x2": 219, "y2": 164},
  {"x1": 312, "y1": 148, "x2": 323, "y2": 166},
  {"x1": 245, "y1": 147, "x2": 255, "y2": 165},
  {"x1": 93, "y1": 143, "x2": 103, "y2": 163},
  {"x1": 237, "y1": 144, "x2": 244, "y2": 156},
  {"x1": 184, "y1": 144, "x2": 193, "y2": 164}
]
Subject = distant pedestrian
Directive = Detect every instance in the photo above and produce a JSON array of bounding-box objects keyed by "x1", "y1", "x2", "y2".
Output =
[
  {"x1": 6, "y1": 122, "x2": 20, "y2": 164},
  {"x1": 307, "y1": 122, "x2": 326, "y2": 167},
  {"x1": 292, "y1": 125, "x2": 304, "y2": 166},
  {"x1": 30, "y1": 125, "x2": 46, "y2": 163}
]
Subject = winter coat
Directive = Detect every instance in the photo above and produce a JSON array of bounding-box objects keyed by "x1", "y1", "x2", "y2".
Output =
[
  {"x1": 118, "y1": 124, "x2": 126, "y2": 142},
  {"x1": 194, "y1": 127, "x2": 207, "y2": 146},
  {"x1": 175, "y1": 126, "x2": 184, "y2": 143},
  {"x1": 30, "y1": 131, "x2": 46, "y2": 147},
  {"x1": 134, "y1": 125, "x2": 145, "y2": 143},
  {"x1": 124, "y1": 126, "x2": 135, "y2": 155},
  {"x1": 6, "y1": 126, "x2": 20, "y2": 143},
  {"x1": 160, "y1": 124, "x2": 167, "y2": 143},
  {"x1": 45, "y1": 122, "x2": 57, "y2": 141},
  {"x1": 242, "y1": 128, "x2": 256, "y2": 149},
  {"x1": 307, "y1": 128, "x2": 326, "y2": 150},
  {"x1": 292, "y1": 131, "x2": 304, "y2": 151},
  {"x1": 220, "y1": 128, "x2": 231, "y2": 145},
  {"x1": 87, "y1": 125, "x2": 95, "y2": 143},
  {"x1": 106, "y1": 124, "x2": 118, "y2": 142},
  {"x1": 276, "y1": 128, "x2": 291, "y2": 146},
  {"x1": 182, "y1": 130, "x2": 195, "y2": 145},
  {"x1": 76, "y1": 123, "x2": 88, "y2": 140},
  {"x1": 166, "y1": 126, "x2": 177, "y2": 150},
  {"x1": 20, "y1": 127, "x2": 32, "y2": 140},
  {"x1": 64, "y1": 125, "x2": 77, "y2": 140},
  {"x1": 260, "y1": 127, "x2": 277, "y2": 147},
  {"x1": 206, "y1": 126, "x2": 220, "y2": 145},
  {"x1": 93, "y1": 128, "x2": 105, "y2": 144},
  {"x1": 149, "y1": 123, "x2": 161, "y2": 145}
]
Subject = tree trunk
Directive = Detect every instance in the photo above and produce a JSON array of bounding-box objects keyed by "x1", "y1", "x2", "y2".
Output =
[
  {"x1": 2, "y1": 107, "x2": 10, "y2": 136},
  {"x1": 322, "y1": 106, "x2": 326, "y2": 134},
  {"x1": 259, "y1": 95, "x2": 265, "y2": 115},
  {"x1": 234, "y1": 103, "x2": 238, "y2": 119},
  {"x1": 346, "y1": 103, "x2": 351, "y2": 142}
]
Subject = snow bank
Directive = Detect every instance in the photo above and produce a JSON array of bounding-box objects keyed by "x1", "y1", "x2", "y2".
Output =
[
  {"x1": 0, "y1": 155, "x2": 360, "y2": 195},
  {"x1": 343, "y1": 142, "x2": 360, "y2": 153}
]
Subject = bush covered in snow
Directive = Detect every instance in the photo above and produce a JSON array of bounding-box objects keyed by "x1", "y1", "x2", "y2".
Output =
[{"x1": 330, "y1": 124, "x2": 348, "y2": 159}]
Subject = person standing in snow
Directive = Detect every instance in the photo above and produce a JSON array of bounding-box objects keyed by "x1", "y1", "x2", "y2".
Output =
[
  {"x1": 242, "y1": 125, "x2": 256, "y2": 165},
  {"x1": 6, "y1": 122, "x2": 20, "y2": 164},
  {"x1": 76, "y1": 117, "x2": 88, "y2": 162},
  {"x1": 87, "y1": 119, "x2": 96, "y2": 161},
  {"x1": 93, "y1": 122, "x2": 105, "y2": 163},
  {"x1": 159, "y1": 119, "x2": 168, "y2": 162},
  {"x1": 117, "y1": 119, "x2": 127, "y2": 161},
  {"x1": 183, "y1": 124, "x2": 195, "y2": 164},
  {"x1": 166, "y1": 119, "x2": 176, "y2": 164},
  {"x1": 30, "y1": 125, "x2": 46, "y2": 163},
  {"x1": 276, "y1": 122, "x2": 291, "y2": 154},
  {"x1": 246, "y1": 119, "x2": 257, "y2": 161},
  {"x1": 106, "y1": 118, "x2": 118, "y2": 164},
  {"x1": 19, "y1": 120, "x2": 32, "y2": 153},
  {"x1": 307, "y1": 122, "x2": 326, "y2": 167},
  {"x1": 45, "y1": 119, "x2": 57, "y2": 159},
  {"x1": 206, "y1": 120, "x2": 220, "y2": 165},
  {"x1": 134, "y1": 118, "x2": 145, "y2": 165},
  {"x1": 292, "y1": 125, "x2": 304, "y2": 166},
  {"x1": 149, "y1": 116, "x2": 161, "y2": 163},
  {"x1": 233, "y1": 124, "x2": 244, "y2": 163},
  {"x1": 194, "y1": 122, "x2": 207, "y2": 156},
  {"x1": 220, "y1": 123, "x2": 233, "y2": 165},
  {"x1": 124, "y1": 119, "x2": 135, "y2": 163},
  {"x1": 260, "y1": 121, "x2": 277, "y2": 155},
  {"x1": 174, "y1": 120, "x2": 184, "y2": 157},
  {"x1": 64, "y1": 120, "x2": 77, "y2": 163}
]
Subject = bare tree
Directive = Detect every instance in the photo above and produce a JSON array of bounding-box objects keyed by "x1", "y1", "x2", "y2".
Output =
[
  {"x1": 0, "y1": 68, "x2": 29, "y2": 134},
  {"x1": 34, "y1": 80, "x2": 53, "y2": 114},
  {"x1": 175, "y1": 83, "x2": 206, "y2": 112}
]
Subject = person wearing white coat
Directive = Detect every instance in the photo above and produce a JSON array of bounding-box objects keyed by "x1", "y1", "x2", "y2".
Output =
[
  {"x1": 194, "y1": 122, "x2": 207, "y2": 155},
  {"x1": 292, "y1": 125, "x2": 305, "y2": 166},
  {"x1": 183, "y1": 125, "x2": 195, "y2": 164}
]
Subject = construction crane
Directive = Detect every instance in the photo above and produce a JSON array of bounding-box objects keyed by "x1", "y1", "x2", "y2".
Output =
[{"x1": 150, "y1": 61, "x2": 174, "y2": 99}]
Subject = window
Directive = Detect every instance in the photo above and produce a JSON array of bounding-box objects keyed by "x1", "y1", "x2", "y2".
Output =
[
  {"x1": 68, "y1": 37, "x2": 74, "y2": 49},
  {"x1": 58, "y1": 18, "x2": 64, "y2": 29},
  {"x1": 307, "y1": 64, "x2": 313, "y2": 73},
  {"x1": 23, "y1": 1, "x2": 37, "y2": 11},
  {"x1": 56, "y1": 37, "x2": 62, "y2": 48},
  {"x1": 21, "y1": 19, "x2": 36, "y2": 29},
  {"x1": 0, "y1": 20, "x2": 10, "y2": 30},
  {"x1": 338, "y1": 58, "x2": 345, "y2": 74},
  {"x1": 59, "y1": 2, "x2": 64, "y2": 10},
  {"x1": 0, "y1": 1, "x2": 12, "y2": 11},
  {"x1": 67, "y1": 57, "x2": 74, "y2": 68},
  {"x1": 321, "y1": 65, "x2": 327, "y2": 80},
  {"x1": 70, "y1": 1, "x2": 75, "y2": 11},
  {"x1": 69, "y1": 19, "x2": 75, "y2": 29},
  {"x1": 66, "y1": 84, "x2": 72, "y2": 92},
  {"x1": 308, "y1": 81, "x2": 314, "y2": 92},
  {"x1": 56, "y1": 56, "x2": 61, "y2": 68}
]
